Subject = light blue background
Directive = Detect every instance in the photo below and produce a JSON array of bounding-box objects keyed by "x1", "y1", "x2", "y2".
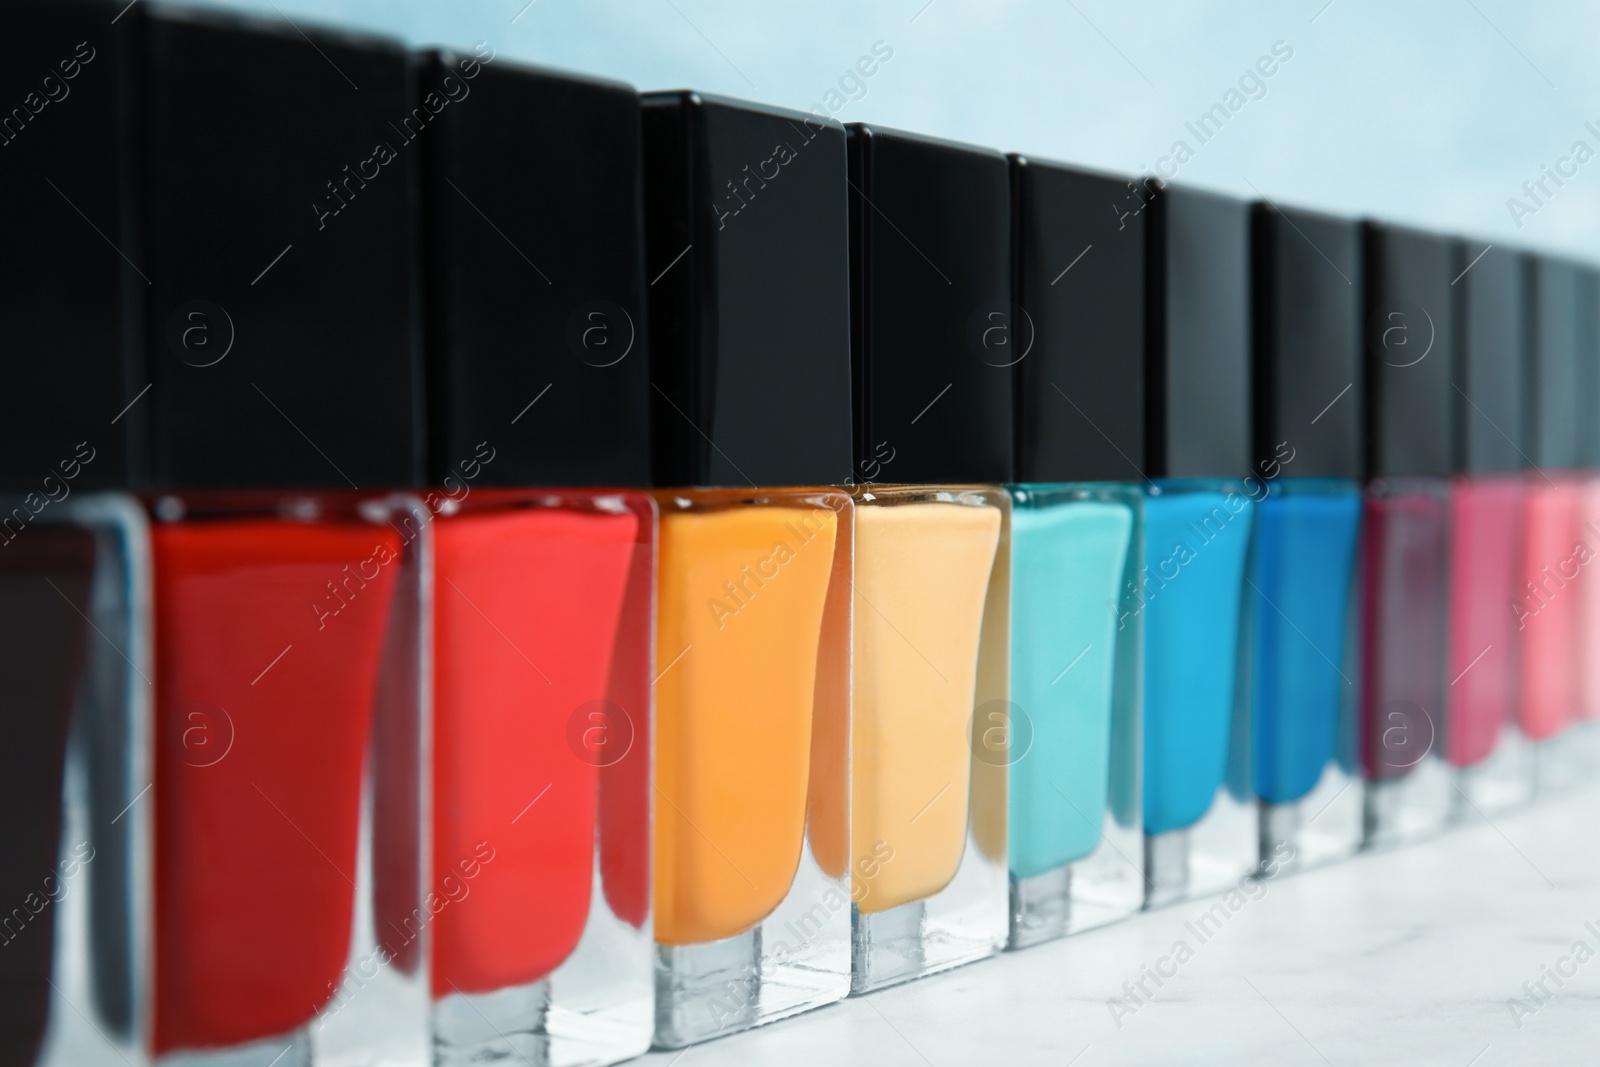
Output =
[{"x1": 191, "y1": 0, "x2": 1600, "y2": 261}]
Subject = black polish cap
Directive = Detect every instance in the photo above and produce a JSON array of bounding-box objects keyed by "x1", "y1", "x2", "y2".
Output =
[
  {"x1": 419, "y1": 53, "x2": 648, "y2": 487},
  {"x1": 1145, "y1": 182, "x2": 1252, "y2": 480},
  {"x1": 1362, "y1": 222, "x2": 1454, "y2": 478},
  {"x1": 142, "y1": 7, "x2": 423, "y2": 489},
  {"x1": 848, "y1": 124, "x2": 1012, "y2": 485},
  {"x1": 1453, "y1": 242, "x2": 1529, "y2": 474},
  {"x1": 1575, "y1": 265, "x2": 1600, "y2": 469},
  {"x1": 1527, "y1": 257, "x2": 1583, "y2": 470},
  {"x1": 641, "y1": 92, "x2": 852, "y2": 489},
  {"x1": 0, "y1": 0, "x2": 143, "y2": 492},
  {"x1": 1251, "y1": 203, "x2": 1364, "y2": 480},
  {"x1": 1009, "y1": 157, "x2": 1143, "y2": 484}
]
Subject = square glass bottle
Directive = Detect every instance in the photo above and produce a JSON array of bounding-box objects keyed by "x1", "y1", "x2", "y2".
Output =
[
  {"x1": 1448, "y1": 244, "x2": 1534, "y2": 816},
  {"x1": 140, "y1": 10, "x2": 432, "y2": 1063},
  {"x1": 1360, "y1": 223, "x2": 1456, "y2": 846},
  {"x1": 1523, "y1": 258, "x2": 1599, "y2": 795},
  {"x1": 1575, "y1": 266, "x2": 1600, "y2": 756},
  {"x1": 3, "y1": 6, "x2": 150, "y2": 1064},
  {"x1": 1141, "y1": 184, "x2": 1260, "y2": 907},
  {"x1": 641, "y1": 92, "x2": 856, "y2": 1047},
  {"x1": 844, "y1": 125, "x2": 1012, "y2": 989},
  {"x1": 1003, "y1": 157, "x2": 1146, "y2": 947},
  {"x1": 418, "y1": 53, "x2": 656, "y2": 1066},
  {"x1": 1249, "y1": 205, "x2": 1366, "y2": 872}
]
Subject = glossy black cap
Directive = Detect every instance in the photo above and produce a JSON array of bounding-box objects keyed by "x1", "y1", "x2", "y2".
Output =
[
  {"x1": 1251, "y1": 204, "x2": 1364, "y2": 480},
  {"x1": 641, "y1": 93, "x2": 851, "y2": 488},
  {"x1": 1145, "y1": 183, "x2": 1251, "y2": 479},
  {"x1": 1527, "y1": 257, "x2": 1581, "y2": 469},
  {"x1": 1575, "y1": 266, "x2": 1600, "y2": 468},
  {"x1": 420, "y1": 54, "x2": 648, "y2": 487},
  {"x1": 1454, "y1": 243, "x2": 1528, "y2": 474},
  {"x1": 0, "y1": 0, "x2": 143, "y2": 491},
  {"x1": 1009, "y1": 157, "x2": 1144, "y2": 483},
  {"x1": 143, "y1": 7, "x2": 423, "y2": 489},
  {"x1": 1362, "y1": 222, "x2": 1453, "y2": 478},
  {"x1": 848, "y1": 125, "x2": 1011, "y2": 485}
]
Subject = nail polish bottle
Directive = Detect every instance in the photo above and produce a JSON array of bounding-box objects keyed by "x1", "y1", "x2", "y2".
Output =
[
  {"x1": 1522, "y1": 258, "x2": 1596, "y2": 793},
  {"x1": 843, "y1": 124, "x2": 1011, "y2": 990},
  {"x1": 641, "y1": 93, "x2": 854, "y2": 1046},
  {"x1": 3, "y1": 4, "x2": 150, "y2": 1065},
  {"x1": 1004, "y1": 157, "x2": 1144, "y2": 947},
  {"x1": 1141, "y1": 183, "x2": 1259, "y2": 907},
  {"x1": 1249, "y1": 205, "x2": 1365, "y2": 871},
  {"x1": 418, "y1": 53, "x2": 655, "y2": 1065},
  {"x1": 1448, "y1": 244, "x2": 1534, "y2": 814},
  {"x1": 1360, "y1": 223, "x2": 1455, "y2": 845},
  {"x1": 1574, "y1": 267, "x2": 1600, "y2": 747},
  {"x1": 142, "y1": 10, "x2": 431, "y2": 1062}
]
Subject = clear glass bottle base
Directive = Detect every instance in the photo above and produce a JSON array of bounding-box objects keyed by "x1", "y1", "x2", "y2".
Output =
[
  {"x1": 1143, "y1": 787, "x2": 1256, "y2": 909},
  {"x1": 654, "y1": 915, "x2": 849, "y2": 1050},
  {"x1": 849, "y1": 886, "x2": 1005, "y2": 995},
  {"x1": 1454, "y1": 725, "x2": 1535, "y2": 818},
  {"x1": 1258, "y1": 764, "x2": 1362, "y2": 875},
  {"x1": 155, "y1": 1031, "x2": 310, "y2": 1066},
  {"x1": 1007, "y1": 868, "x2": 1071, "y2": 950},
  {"x1": 1531, "y1": 723, "x2": 1600, "y2": 797},
  {"x1": 1363, "y1": 758, "x2": 1454, "y2": 848},
  {"x1": 433, "y1": 981, "x2": 550, "y2": 1066}
]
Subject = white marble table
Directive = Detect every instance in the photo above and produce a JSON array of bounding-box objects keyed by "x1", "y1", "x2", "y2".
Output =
[{"x1": 637, "y1": 782, "x2": 1600, "y2": 1066}]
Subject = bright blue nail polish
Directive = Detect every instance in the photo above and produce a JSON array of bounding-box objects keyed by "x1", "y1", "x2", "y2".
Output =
[
  {"x1": 1248, "y1": 205, "x2": 1367, "y2": 869},
  {"x1": 1141, "y1": 184, "x2": 1260, "y2": 907},
  {"x1": 1141, "y1": 481, "x2": 1255, "y2": 835},
  {"x1": 1248, "y1": 480, "x2": 1362, "y2": 804}
]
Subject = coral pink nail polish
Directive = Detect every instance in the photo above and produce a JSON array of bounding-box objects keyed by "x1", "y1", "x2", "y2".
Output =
[{"x1": 1448, "y1": 244, "x2": 1534, "y2": 813}]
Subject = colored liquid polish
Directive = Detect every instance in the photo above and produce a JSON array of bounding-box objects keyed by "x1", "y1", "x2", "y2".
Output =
[
  {"x1": 1249, "y1": 481, "x2": 1362, "y2": 804},
  {"x1": 654, "y1": 497, "x2": 841, "y2": 944},
  {"x1": 432, "y1": 502, "x2": 640, "y2": 994},
  {"x1": 845, "y1": 125, "x2": 1013, "y2": 989},
  {"x1": 1518, "y1": 480, "x2": 1583, "y2": 741},
  {"x1": 1142, "y1": 483, "x2": 1255, "y2": 835},
  {"x1": 418, "y1": 51, "x2": 656, "y2": 1066},
  {"x1": 643, "y1": 93, "x2": 855, "y2": 1046},
  {"x1": 851, "y1": 495, "x2": 1002, "y2": 913},
  {"x1": 1580, "y1": 480, "x2": 1600, "y2": 722},
  {"x1": 1007, "y1": 496, "x2": 1134, "y2": 878},
  {"x1": 1358, "y1": 483, "x2": 1450, "y2": 778},
  {"x1": 1005, "y1": 159, "x2": 1147, "y2": 944},
  {"x1": 151, "y1": 504, "x2": 417, "y2": 1054},
  {"x1": 0, "y1": 527, "x2": 96, "y2": 1065},
  {"x1": 1446, "y1": 477, "x2": 1525, "y2": 767},
  {"x1": 1141, "y1": 185, "x2": 1259, "y2": 906}
]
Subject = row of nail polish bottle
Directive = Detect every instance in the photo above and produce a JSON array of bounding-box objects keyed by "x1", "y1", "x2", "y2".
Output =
[{"x1": 9, "y1": 3, "x2": 1600, "y2": 1065}]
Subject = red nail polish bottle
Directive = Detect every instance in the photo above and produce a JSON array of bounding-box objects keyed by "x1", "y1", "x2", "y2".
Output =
[
  {"x1": 141, "y1": 10, "x2": 432, "y2": 1062},
  {"x1": 417, "y1": 52, "x2": 655, "y2": 1066}
]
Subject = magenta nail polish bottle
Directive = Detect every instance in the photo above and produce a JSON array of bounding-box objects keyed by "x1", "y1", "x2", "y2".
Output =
[{"x1": 1360, "y1": 223, "x2": 1455, "y2": 846}]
